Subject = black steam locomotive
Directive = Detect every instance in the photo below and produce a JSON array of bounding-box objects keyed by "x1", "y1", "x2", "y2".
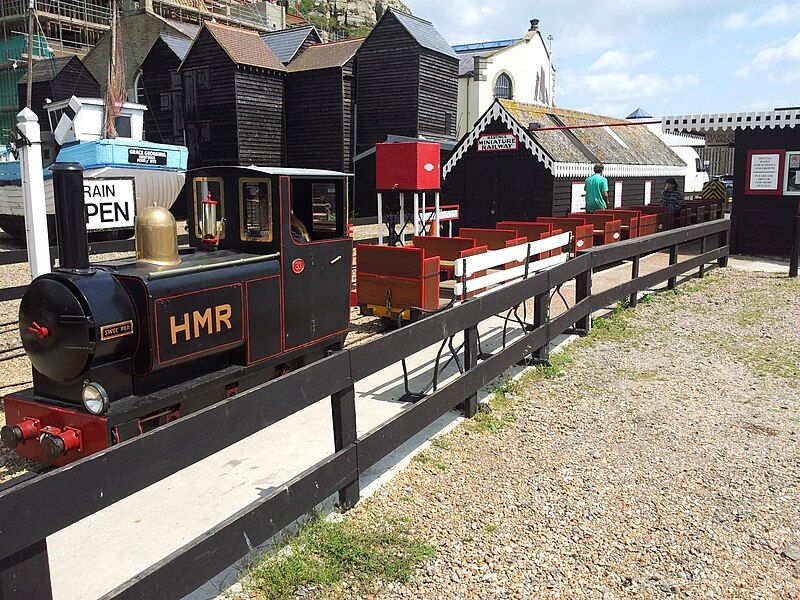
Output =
[{"x1": 1, "y1": 164, "x2": 353, "y2": 465}]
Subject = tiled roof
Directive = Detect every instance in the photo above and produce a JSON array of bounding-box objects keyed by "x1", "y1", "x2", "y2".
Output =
[
  {"x1": 387, "y1": 8, "x2": 457, "y2": 59},
  {"x1": 288, "y1": 38, "x2": 363, "y2": 72},
  {"x1": 260, "y1": 24, "x2": 320, "y2": 64},
  {"x1": 453, "y1": 38, "x2": 519, "y2": 77},
  {"x1": 159, "y1": 30, "x2": 195, "y2": 60},
  {"x1": 500, "y1": 100, "x2": 684, "y2": 167},
  {"x1": 20, "y1": 56, "x2": 74, "y2": 84},
  {"x1": 204, "y1": 22, "x2": 286, "y2": 71}
]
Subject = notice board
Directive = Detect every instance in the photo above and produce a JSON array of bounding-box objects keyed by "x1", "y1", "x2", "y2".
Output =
[{"x1": 745, "y1": 149, "x2": 784, "y2": 195}]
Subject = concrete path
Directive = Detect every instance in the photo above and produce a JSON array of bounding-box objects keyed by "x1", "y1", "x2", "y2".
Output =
[{"x1": 43, "y1": 250, "x2": 783, "y2": 600}]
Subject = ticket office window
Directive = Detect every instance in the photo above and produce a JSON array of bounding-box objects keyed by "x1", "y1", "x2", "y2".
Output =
[
  {"x1": 192, "y1": 177, "x2": 225, "y2": 240},
  {"x1": 785, "y1": 151, "x2": 800, "y2": 195},
  {"x1": 240, "y1": 178, "x2": 273, "y2": 242}
]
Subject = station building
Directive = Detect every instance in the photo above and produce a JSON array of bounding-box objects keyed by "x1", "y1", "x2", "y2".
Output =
[
  {"x1": 663, "y1": 108, "x2": 800, "y2": 256},
  {"x1": 443, "y1": 99, "x2": 686, "y2": 228}
]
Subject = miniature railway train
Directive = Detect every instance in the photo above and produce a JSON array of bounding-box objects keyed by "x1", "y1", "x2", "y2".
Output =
[
  {"x1": 1, "y1": 164, "x2": 353, "y2": 466},
  {"x1": 0, "y1": 153, "x2": 725, "y2": 467}
]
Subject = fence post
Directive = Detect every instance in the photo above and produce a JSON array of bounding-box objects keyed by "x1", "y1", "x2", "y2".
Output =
[
  {"x1": 17, "y1": 108, "x2": 51, "y2": 278},
  {"x1": 330, "y1": 385, "x2": 359, "y2": 508},
  {"x1": 461, "y1": 326, "x2": 478, "y2": 418},
  {"x1": 629, "y1": 255, "x2": 640, "y2": 307},
  {"x1": 667, "y1": 244, "x2": 678, "y2": 290},
  {"x1": 530, "y1": 291, "x2": 550, "y2": 364},
  {"x1": 575, "y1": 268, "x2": 592, "y2": 335},
  {"x1": 698, "y1": 236, "x2": 707, "y2": 278},
  {"x1": 0, "y1": 539, "x2": 53, "y2": 600},
  {"x1": 717, "y1": 226, "x2": 729, "y2": 268},
  {"x1": 790, "y1": 214, "x2": 799, "y2": 279}
]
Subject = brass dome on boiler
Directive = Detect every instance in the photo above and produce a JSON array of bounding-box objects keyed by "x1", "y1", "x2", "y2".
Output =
[{"x1": 135, "y1": 206, "x2": 181, "y2": 266}]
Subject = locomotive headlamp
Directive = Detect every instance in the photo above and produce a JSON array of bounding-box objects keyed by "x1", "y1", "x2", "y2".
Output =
[{"x1": 82, "y1": 382, "x2": 109, "y2": 415}]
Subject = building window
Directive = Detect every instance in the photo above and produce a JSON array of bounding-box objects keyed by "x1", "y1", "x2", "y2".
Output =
[
  {"x1": 444, "y1": 112, "x2": 454, "y2": 136},
  {"x1": 160, "y1": 92, "x2": 170, "y2": 112},
  {"x1": 494, "y1": 73, "x2": 513, "y2": 99},
  {"x1": 133, "y1": 72, "x2": 144, "y2": 104}
]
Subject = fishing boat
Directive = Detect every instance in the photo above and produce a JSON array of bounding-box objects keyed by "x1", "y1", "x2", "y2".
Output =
[
  {"x1": 0, "y1": 0, "x2": 188, "y2": 239},
  {"x1": 0, "y1": 97, "x2": 188, "y2": 238}
]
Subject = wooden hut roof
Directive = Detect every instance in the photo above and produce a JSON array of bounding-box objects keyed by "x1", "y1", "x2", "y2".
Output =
[
  {"x1": 383, "y1": 8, "x2": 458, "y2": 59},
  {"x1": 260, "y1": 25, "x2": 320, "y2": 64},
  {"x1": 287, "y1": 38, "x2": 363, "y2": 72},
  {"x1": 444, "y1": 99, "x2": 686, "y2": 179},
  {"x1": 19, "y1": 56, "x2": 82, "y2": 84},
  {"x1": 158, "y1": 29, "x2": 196, "y2": 60},
  {"x1": 203, "y1": 22, "x2": 286, "y2": 71}
]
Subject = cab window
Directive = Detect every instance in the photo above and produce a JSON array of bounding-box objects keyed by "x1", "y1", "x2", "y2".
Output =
[
  {"x1": 192, "y1": 177, "x2": 224, "y2": 240},
  {"x1": 312, "y1": 182, "x2": 337, "y2": 234},
  {"x1": 239, "y1": 178, "x2": 273, "y2": 242}
]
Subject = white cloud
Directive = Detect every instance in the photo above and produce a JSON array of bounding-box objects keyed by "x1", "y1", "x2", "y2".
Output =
[
  {"x1": 590, "y1": 49, "x2": 656, "y2": 71},
  {"x1": 736, "y1": 32, "x2": 800, "y2": 77},
  {"x1": 560, "y1": 71, "x2": 698, "y2": 104},
  {"x1": 724, "y1": 2, "x2": 800, "y2": 29}
]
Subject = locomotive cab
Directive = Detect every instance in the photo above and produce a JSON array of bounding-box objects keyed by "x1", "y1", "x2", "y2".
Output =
[{"x1": 2, "y1": 165, "x2": 353, "y2": 465}]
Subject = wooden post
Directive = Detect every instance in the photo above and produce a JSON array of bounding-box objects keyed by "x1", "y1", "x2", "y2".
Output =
[
  {"x1": 790, "y1": 215, "x2": 800, "y2": 279},
  {"x1": 667, "y1": 244, "x2": 678, "y2": 290},
  {"x1": 629, "y1": 255, "x2": 640, "y2": 307},
  {"x1": 330, "y1": 385, "x2": 359, "y2": 508},
  {"x1": 461, "y1": 326, "x2": 478, "y2": 418},
  {"x1": 377, "y1": 193, "x2": 383, "y2": 245},
  {"x1": 0, "y1": 539, "x2": 53, "y2": 600},
  {"x1": 17, "y1": 109, "x2": 50, "y2": 278},
  {"x1": 532, "y1": 291, "x2": 550, "y2": 362},
  {"x1": 718, "y1": 226, "x2": 729, "y2": 268},
  {"x1": 575, "y1": 268, "x2": 592, "y2": 335},
  {"x1": 698, "y1": 235, "x2": 707, "y2": 278}
]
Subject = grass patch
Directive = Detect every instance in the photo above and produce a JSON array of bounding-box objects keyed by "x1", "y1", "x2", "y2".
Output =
[
  {"x1": 430, "y1": 437, "x2": 451, "y2": 450},
  {"x1": 706, "y1": 332, "x2": 800, "y2": 387},
  {"x1": 468, "y1": 406, "x2": 518, "y2": 434},
  {"x1": 245, "y1": 514, "x2": 435, "y2": 599},
  {"x1": 413, "y1": 452, "x2": 447, "y2": 472}
]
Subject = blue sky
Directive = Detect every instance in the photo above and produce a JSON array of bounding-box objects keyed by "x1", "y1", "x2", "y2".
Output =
[{"x1": 402, "y1": 0, "x2": 800, "y2": 118}]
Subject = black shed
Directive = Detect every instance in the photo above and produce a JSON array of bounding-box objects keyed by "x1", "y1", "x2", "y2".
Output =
[
  {"x1": 443, "y1": 100, "x2": 687, "y2": 228},
  {"x1": 179, "y1": 22, "x2": 286, "y2": 169},
  {"x1": 285, "y1": 38, "x2": 362, "y2": 173},
  {"x1": 17, "y1": 56, "x2": 100, "y2": 132},
  {"x1": 663, "y1": 109, "x2": 800, "y2": 256},
  {"x1": 261, "y1": 24, "x2": 321, "y2": 65},
  {"x1": 355, "y1": 8, "x2": 459, "y2": 153},
  {"x1": 139, "y1": 28, "x2": 197, "y2": 145}
]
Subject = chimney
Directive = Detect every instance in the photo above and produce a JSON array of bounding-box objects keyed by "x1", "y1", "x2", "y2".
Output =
[{"x1": 529, "y1": 19, "x2": 539, "y2": 32}]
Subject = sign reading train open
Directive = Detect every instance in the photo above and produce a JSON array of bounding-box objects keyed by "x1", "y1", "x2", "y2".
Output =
[{"x1": 83, "y1": 178, "x2": 136, "y2": 231}]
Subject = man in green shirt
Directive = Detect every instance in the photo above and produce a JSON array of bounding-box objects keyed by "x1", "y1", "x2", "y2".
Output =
[{"x1": 584, "y1": 163, "x2": 609, "y2": 213}]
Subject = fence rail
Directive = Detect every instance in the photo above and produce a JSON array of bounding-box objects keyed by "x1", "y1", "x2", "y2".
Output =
[{"x1": 0, "y1": 219, "x2": 730, "y2": 600}]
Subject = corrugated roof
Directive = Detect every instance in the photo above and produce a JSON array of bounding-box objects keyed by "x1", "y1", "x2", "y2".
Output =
[
  {"x1": 19, "y1": 56, "x2": 74, "y2": 84},
  {"x1": 500, "y1": 99, "x2": 684, "y2": 167},
  {"x1": 387, "y1": 8, "x2": 457, "y2": 59},
  {"x1": 204, "y1": 22, "x2": 286, "y2": 71},
  {"x1": 452, "y1": 39, "x2": 516, "y2": 53},
  {"x1": 260, "y1": 24, "x2": 320, "y2": 64},
  {"x1": 288, "y1": 38, "x2": 363, "y2": 72},
  {"x1": 159, "y1": 30, "x2": 195, "y2": 60}
]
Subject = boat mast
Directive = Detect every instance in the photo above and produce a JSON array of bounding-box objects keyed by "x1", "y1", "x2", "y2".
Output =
[{"x1": 25, "y1": 0, "x2": 34, "y2": 108}]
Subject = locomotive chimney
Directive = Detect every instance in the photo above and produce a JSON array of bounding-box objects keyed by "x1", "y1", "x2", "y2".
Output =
[{"x1": 51, "y1": 162, "x2": 90, "y2": 271}]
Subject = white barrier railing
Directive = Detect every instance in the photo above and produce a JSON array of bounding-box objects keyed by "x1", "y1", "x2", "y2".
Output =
[{"x1": 454, "y1": 232, "x2": 571, "y2": 299}]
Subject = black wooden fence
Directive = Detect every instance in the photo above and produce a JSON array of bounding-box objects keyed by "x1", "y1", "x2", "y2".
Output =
[{"x1": 0, "y1": 219, "x2": 730, "y2": 600}]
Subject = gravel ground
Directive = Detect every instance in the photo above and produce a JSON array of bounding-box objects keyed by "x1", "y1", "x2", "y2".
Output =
[{"x1": 338, "y1": 269, "x2": 800, "y2": 599}]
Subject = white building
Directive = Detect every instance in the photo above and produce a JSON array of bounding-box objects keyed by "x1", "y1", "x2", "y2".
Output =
[{"x1": 453, "y1": 19, "x2": 555, "y2": 138}]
